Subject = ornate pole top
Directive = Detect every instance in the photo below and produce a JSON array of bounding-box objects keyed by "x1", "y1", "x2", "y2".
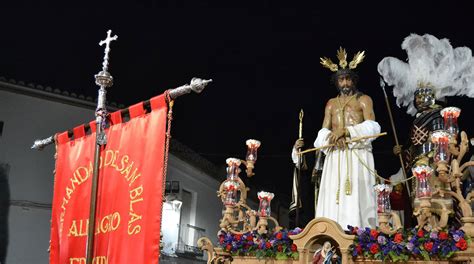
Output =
[
  {"x1": 94, "y1": 30, "x2": 118, "y2": 145},
  {"x1": 99, "y1": 30, "x2": 118, "y2": 73},
  {"x1": 95, "y1": 30, "x2": 118, "y2": 88},
  {"x1": 168, "y1": 77, "x2": 212, "y2": 100},
  {"x1": 380, "y1": 78, "x2": 388, "y2": 97}
]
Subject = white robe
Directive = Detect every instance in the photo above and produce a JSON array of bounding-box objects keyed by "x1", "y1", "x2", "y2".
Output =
[{"x1": 292, "y1": 120, "x2": 380, "y2": 229}]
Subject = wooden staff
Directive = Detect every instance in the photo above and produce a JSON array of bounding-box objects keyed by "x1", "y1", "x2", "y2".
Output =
[{"x1": 380, "y1": 78, "x2": 409, "y2": 195}]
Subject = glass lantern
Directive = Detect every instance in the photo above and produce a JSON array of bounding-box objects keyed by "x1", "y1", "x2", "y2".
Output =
[
  {"x1": 257, "y1": 191, "x2": 274, "y2": 217},
  {"x1": 223, "y1": 180, "x2": 240, "y2": 206},
  {"x1": 225, "y1": 158, "x2": 241, "y2": 181},
  {"x1": 431, "y1": 130, "x2": 451, "y2": 162},
  {"x1": 246, "y1": 139, "x2": 261, "y2": 163},
  {"x1": 412, "y1": 165, "x2": 433, "y2": 198},
  {"x1": 374, "y1": 184, "x2": 392, "y2": 213},
  {"x1": 440, "y1": 107, "x2": 461, "y2": 137}
]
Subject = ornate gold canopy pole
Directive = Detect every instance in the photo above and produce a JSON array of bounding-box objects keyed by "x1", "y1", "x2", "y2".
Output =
[{"x1": 86, "y1": 29, "x2": 118, "y2": 264}]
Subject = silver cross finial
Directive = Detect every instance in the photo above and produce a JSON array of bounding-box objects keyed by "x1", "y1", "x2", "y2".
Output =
[{"x1": 99, "y1": 30, "x2": 118, "y2": 73}]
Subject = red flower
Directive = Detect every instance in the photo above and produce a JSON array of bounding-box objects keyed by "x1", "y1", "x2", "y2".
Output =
[
  {"x1": 393, "y1": 233, "x2": 403, "y2": 243},
  {"x1": 370, "y1": 244, "x2": 379, "y2": 254},
  {"x1": 244, "y1": 244, "x2": 250, "y2": 249},
  {"x1": 439, "y1": 232, "x2": 448, "y2": 240},
  {"x1": 456, "y1": 238, "x2": 468, "y2": 250},
  {"x1": 356, "y1": 245, "x2": 362, "y2": 254},
  {"x1": 247, "y1": 235, "x2": 253, "y2": 241},
  {"x1": 417, "y1": 230, "x2": 424, "y2": 238},
  {"x1": 291, "y1": 244, "x2": 297, "y2": 252},
  {"x1": 277, "y1": 245, "x2": 283, "y2": 252},
  {"x1": 226, "y1": 244, "x2": 232, "y2": 251},
  {"x1": 265, "y1": 242, "x2": 272, "y2": 249},
  {"x1": 370, "y1": 229, "x2": 379, "y2": 239},
  {"x1": 424, "y1": 241, "x2": 433, "y2": 252},
  {"x1": 219, "y1": 237, "x2": 224, "y2": 244},
  {"x1": 235, "y1": 234, "x2": 242, "y2": 241},
  {"x1": 276, "y1": 232, "x2": 283, "y2": 240}
]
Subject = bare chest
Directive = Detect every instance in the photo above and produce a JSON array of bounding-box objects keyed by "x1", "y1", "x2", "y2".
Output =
[
  {"x1": 330, "y1": 98, "x2": 364, "y2": 126},
  {"x1": 334, "y1": 98, "x2": 362, "y2": 112}
]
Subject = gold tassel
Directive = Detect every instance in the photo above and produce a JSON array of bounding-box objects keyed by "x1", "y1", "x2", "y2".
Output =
[
  {"x1": 345, "y1": 148, "x2": 352, "y2": 195},
  {"x1": 345, "y1": 177, "x2": 351, "y2": 195},
  {"x1": 336, "y1": 188, "x2": 340, "y2": 204}
]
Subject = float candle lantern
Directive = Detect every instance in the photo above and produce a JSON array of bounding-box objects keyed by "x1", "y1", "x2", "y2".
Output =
[
  {"x1": 412, "y1": 165, "x2": 433, "y2": 198},
  {"x1": 431, "y1": 130, "x2": 451, "y2": 162},
  {"x1": 245, "y1": 139, "x2": 261, "y2": 177},
  {"x1": 374, "y1": 184, "x2": 392, "y2": 213},
  {"x1": 440, "y1": 107, "x2": 461, "y2": 137},
  {"x1": 246, "y1": 139, "x2": 261, "y2": 162},
  {"x1": 225, "y1": 158, "x2": 241, "y2": 181},
  {"x1": 257, "y1": 191, "x2": 274, "y2": 217},
  {"x1": 223, "y1": 180, "x2": 240, "y2": 206}
]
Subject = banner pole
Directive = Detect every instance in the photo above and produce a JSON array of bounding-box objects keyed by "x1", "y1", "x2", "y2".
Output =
[
  {"x1": 31, "y1": 79, "x2": 213, "y2": 151},
  {"x1": 85, "y1": 30, "x2": 118, "y2": 264}
]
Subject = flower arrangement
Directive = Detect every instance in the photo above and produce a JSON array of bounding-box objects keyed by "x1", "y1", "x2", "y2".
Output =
[
  {"x1": 218, "y1": 228, "x2": 302, "y2": 260},
  {"x1": 348, "y1": 226, "x2": 471, "y2": 262}
]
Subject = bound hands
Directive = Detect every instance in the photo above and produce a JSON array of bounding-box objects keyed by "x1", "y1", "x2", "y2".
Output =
[{"x1": 328, "y1": 128, "x2": 346, "y2": 148}]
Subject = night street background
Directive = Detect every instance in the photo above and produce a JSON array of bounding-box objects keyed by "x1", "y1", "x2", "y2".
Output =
[{"x1": 1, "y1": 2, "x2": 474, "y2": 223}]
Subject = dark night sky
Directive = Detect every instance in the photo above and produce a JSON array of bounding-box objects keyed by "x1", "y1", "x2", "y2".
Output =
[{"x1": 1, "y1": 2, "x2": 474, "y2": 216}]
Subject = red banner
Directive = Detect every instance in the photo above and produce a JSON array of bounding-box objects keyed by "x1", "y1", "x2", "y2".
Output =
[{"x1": 50, "y1": 94, "x2": 168, "y2": 264}]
